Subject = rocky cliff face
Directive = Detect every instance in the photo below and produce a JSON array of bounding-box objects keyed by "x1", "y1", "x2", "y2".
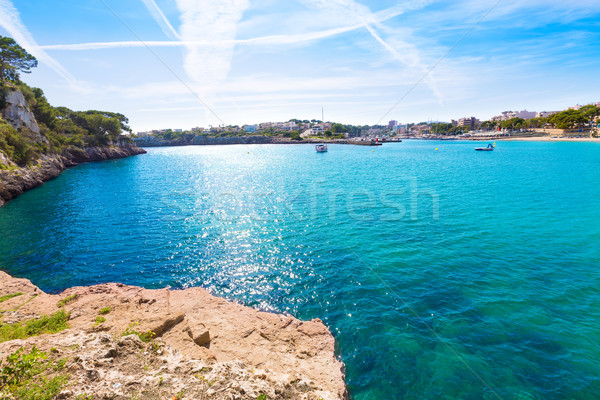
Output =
[
  {"x1": 0, "y1": 271, "x2": 347, "y2": 399},
  {"x1": 1, "y1": 88, "x2": 43, "y2": 142},
  {"x1": 0, "y1": 87, "x2": 147, "y2": 207}
]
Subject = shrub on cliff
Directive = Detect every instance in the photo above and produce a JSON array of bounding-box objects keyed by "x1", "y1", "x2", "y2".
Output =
[
  {"x1": 1, "y1": 80, "x2": 132, "y2": 164},
  {"x1": 0, "y1": 119, "x2": 39, "y2": 166},
  {"x1": 0, "y1": 310, "x2": 70, "y2": 343},
  {"x1": 0, "y1": 35, "x2": 135, "y2": 167},
  {"x1": 0, "y1": 346, "x2": 68, "y2": 400}
]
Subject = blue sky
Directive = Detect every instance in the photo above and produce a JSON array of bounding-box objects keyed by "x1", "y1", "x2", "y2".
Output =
[{"x1": 1, "y1": 0, "x2": 599, "y2": 131}]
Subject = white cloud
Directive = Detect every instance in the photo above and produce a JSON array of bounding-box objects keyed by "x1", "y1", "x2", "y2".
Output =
[
  {"x1": 175, "y1": 0, "x2": 250, "y2": 93},
  {"x1": 38, "y1": 3, "x2": 415, "y2": 51},
  {"x1": 140, "y1": 0, "x2": 181, "y2": 40},
  {"x1": 297, "y1": 0, "x2": 443, "y2": 102},
  {"x1": 0, "y1": 0, "x2": 81, "y2": 88},
  {"x1": 38, "y1": 25, "x2": 368, "y2": 51}
]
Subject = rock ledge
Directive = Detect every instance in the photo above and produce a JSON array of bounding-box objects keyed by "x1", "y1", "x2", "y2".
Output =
[{"x1": 0, "y1": 271, "x2": 347, "y2": 400}]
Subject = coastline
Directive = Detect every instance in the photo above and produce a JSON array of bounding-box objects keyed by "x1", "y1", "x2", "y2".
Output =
[
  {"x1": 0, "y1": 270, "x2": 347, "y2": 399},
  {"x1": 394, "y1": 135, "x2": 600, "y2": 143},
  {"x1": 133, "y1": 134, "x2": 600, "y2": 149},
  {"x1": 497, "y1": 136, "x2": 600, "y2": 142},
  {"x1": 133, "y1": 135, "x2": 348, "y2": 147},
  {"x1": 0, "y1": 145, "x2": 146, "y2": 207}
]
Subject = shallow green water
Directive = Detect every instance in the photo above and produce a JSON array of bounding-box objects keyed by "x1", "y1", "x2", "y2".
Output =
[{"x1": 1, "y1": 140, "x2": 599, "y2": 399}]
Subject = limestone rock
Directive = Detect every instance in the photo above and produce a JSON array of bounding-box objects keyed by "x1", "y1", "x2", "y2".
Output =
[
  {"x1": 0, "y1": 270, "x2": 348, "y2": 399},
  {"x1": 1, "y1": 89, "x2": 41, "y2": 140},
  {"x1": 186, "y1": 322, "x2": 211, "y2": 347},
  {"x1": 0, "y1": 150, "x2": 13, "y2": 167},
  {"x1": 143, "y1": 312, "x2": 185, "y2": 337}
]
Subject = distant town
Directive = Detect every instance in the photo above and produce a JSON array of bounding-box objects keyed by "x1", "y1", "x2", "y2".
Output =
[{"x1": 135, "y1": 102, "x2": 600, "y2": 142}]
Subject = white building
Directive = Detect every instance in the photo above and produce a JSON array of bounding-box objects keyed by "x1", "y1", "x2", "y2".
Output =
[
  {"x1": 493, "y1": 110, "x2": 537, "y2": 120},
  {"x1": 536, "y1": 111, "x2": 559, "y2": 118},
  {"x1": 281, "y1": 122, "x2": 298, "y2": 131},
  {"x1": 514, "y1": 110, "x2": 536, "y2": 119},
  {"x1": 301, "y1": 128, "x2": 321, "y2": 138}
]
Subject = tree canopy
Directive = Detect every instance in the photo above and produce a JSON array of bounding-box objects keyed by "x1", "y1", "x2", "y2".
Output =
[
  {"x1": 0, "y1": 36, "x2": 37, "y2": 82},
  {"x1": 499, "y1": 117, "x2": 525, "y2": 130},
  {"x1": 547, "y1": 109, "x2": 587, "y2": 129},
  {"x1": 578, "y1": 105, "x2": 600, "y2": 121}
]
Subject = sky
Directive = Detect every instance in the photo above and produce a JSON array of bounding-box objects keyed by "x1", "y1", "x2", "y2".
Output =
[{"x1": 1, "y1": 0, "x2": 599, "y2": 132}]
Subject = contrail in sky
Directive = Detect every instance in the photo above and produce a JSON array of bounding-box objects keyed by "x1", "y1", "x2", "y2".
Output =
[
  {"x1": 0, "y1": 0, "x2": 79, "y2": 87},
  {"x1": 140, "y1": 0, "x2": 181, "y2": 40}
]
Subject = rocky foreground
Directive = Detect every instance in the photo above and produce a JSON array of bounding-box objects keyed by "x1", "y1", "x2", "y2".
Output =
[{"x1": 0, "y1": 271, "x2": 347, "y2": 399}]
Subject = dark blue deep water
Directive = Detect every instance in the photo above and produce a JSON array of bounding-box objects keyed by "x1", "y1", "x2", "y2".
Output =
[{"x1": 1, "y1": 141, "x2": 599, "y2": 399}]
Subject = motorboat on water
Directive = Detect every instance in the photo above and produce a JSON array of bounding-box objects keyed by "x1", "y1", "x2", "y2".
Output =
[
  {"x1": 475, "y1": 143, "x2": 494, "y2": 151},
  {"x1": 315, "y1": 144, "x2": 328, "y2": 152}
]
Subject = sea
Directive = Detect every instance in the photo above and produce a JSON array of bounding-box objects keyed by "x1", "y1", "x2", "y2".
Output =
[{"x1": 1, "y1": 140, "x2": 599, "y2": 399}]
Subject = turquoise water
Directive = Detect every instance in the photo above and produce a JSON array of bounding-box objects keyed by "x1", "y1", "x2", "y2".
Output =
[{"x1": 1, "y1": 141, "x2": 600, "y2": 399}]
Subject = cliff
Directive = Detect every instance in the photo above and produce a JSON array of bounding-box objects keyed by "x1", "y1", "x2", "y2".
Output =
[
  {"x1": 0, "y1": 271, "x2": 347, "y2": 399},
  {"x1": 1, "y1": 88, "x2": 42, "y2": 140},
  {"x1": 0, "y1": 86, "x2": 146, "y2": 207},
  {"x1": 0, "y1": 146, "x2": 146, "y2": 207}
]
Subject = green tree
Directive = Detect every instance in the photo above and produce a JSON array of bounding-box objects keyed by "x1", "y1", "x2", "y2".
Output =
[
  {"x1": 83, "y1": 110, "x2": 131, "y2": 133},
  {"x1": 54, "y1": 118, "x2": 86, "y2": 136},
  {"x1": 579, "y1": 105, "x2": 600, "y2": 121},
  {"x1": 31, "y1": 88, "x2": 57, "y2": 129},
  {"x1": 0, "y1": 36, "x2": 37, "y2": 82},
  {"x1": 331, "y1": 123, "x2": 345, "y2": 133},
  {"x1": 84, "y1": 114, "x2": 122, "y2": 145},
  {"x1": 548, "y1": 110, "x2": 587, "y2": 129},
  {"x1": 500, "y1": 117, "x2": 525, "y2": 131},
  {"x1": 480, "y1": 120, "x2": 497, "y2": 131},
  {"x1": 524, "y1": 117, "x2": 547, "y2": 129}
]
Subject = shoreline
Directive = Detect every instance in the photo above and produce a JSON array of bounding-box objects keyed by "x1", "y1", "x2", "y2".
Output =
[
  {"x1": 134, "y1": 135, "x2": 600, "y2": 149},
  {"x1": 495, "y1": 136, "x2": 600, "y2": 142},
  {"x1": 0, "y1": 270, "x2": 347, "y2": 399},
  {"x1": 0, "y1": 145, "x2": 146, "y2": 207}
]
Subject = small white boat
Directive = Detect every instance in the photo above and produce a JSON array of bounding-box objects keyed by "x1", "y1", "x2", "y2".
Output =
[
  {"x1": 315, "y1": 144, "x2": 328, "y2": 153},
  {"x1": 475, "y1": 144, "x2": 494, "y2": 151}
]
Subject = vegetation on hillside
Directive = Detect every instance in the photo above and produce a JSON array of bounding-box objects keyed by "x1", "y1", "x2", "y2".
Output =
[
  {"x1": 0, "y1": 310, "x2": 70, "y2": 344},
  {"x1": 0, "y1": 346, "x2": 69, "y2": 400},
  {"x1": 0, "y1": 34, "x2": 133, "y2": 167},
  {"x1": 428, "y1": 123, "x2": 471, "y2": 135},
  {"x1": 0, "y1": 117, "x2": 41, "y2": 166},
  {"x1": 477, "y1": 106, "x2": 600, "y2": 132},
  {"x1": 148, "y1": 120, "x2": 377, "y2": 141},
  {"x1": 547, "y1": 105, "x2": 599, "y2": 129}
]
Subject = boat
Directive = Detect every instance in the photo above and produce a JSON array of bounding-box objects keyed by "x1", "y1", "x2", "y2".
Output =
[
  {"x1": 475, "y1": 144, "x2": 494, "y2": 151},
  {"x1": 315, "y1": 144, "x2": 328, "y2": 153},
  {"x1": 348, "y1": 140, "x2": 383, "y2": 146}
]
